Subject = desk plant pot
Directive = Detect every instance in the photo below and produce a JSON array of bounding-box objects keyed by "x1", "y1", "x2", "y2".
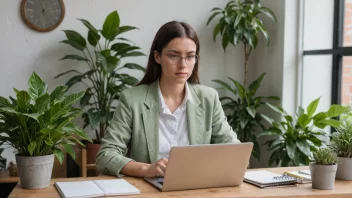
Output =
[
  {"x1": 16, "y1": 154, "x2": 54, "y2": 189},
  {"x1": 330, "y1": 122, "x2": 352, "y2": 180},
  {"x1": 336, "y1": 157, "x2": 352, "y2": 180},
  {"x1": 310, "y1": 148, "x2": 339, "y2": 190},
  {"x1": 0, "y1": 72, "x2": 91, "y2": 189}
]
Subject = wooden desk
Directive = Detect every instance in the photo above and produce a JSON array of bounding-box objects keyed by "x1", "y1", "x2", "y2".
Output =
[
  {"x1": 9, "y1": 167, "x2": 352, "y2": 198},
  {"x1": 0, "y1": 171, "x2": 19, "y2": 183}
]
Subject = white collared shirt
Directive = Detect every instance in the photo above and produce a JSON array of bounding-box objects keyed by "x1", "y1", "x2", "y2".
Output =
[{"x1": 158, "y1": 82, "x2": 190, "y2": 159}]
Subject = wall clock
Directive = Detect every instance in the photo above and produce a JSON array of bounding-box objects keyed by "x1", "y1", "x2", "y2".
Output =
[{"x1": 21, "y1": 0, "x2": 65, "y2": 32}]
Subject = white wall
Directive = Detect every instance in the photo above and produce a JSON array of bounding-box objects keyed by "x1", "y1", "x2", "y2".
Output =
[{"x1": 0, "y1": 0, "x2": 243, "y2": 166}]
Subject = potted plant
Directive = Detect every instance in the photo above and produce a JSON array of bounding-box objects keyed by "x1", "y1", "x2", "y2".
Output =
[
  {"x1": 55, "y1": 10, "x2": 145, "y2": 164},
  {"x1": 310, "y1": 148, "x2": 339, "y2": 190},
  {"x1": 207, "y1": 0, "x2": 278, "y2": 160},
  {"x1": 330, "y1": 121, "x2": 352, "y2": 180},
  {"x1": 0, "y1": 72, "x2": 91, "y2": 189},
  {"x1": 259, "y1": 97, "x2": 348, "y2": 167}
]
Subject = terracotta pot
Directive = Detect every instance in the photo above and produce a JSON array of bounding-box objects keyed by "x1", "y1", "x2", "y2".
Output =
[{"x1": 86, "y1": 143, "x2": 101, "y2": 164}]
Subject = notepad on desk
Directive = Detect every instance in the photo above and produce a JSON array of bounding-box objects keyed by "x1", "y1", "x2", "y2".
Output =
[
  {"x1": 244, "y1": 170, "x2": 297, "y2": 188},
  {"x1": 55, "y1": 179, "x2": 140, "y2": 198}
]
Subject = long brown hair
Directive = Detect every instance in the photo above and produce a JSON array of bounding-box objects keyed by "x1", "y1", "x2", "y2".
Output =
[{"x1": 137, "y1": 21, "x2": 200, "y2": 86}]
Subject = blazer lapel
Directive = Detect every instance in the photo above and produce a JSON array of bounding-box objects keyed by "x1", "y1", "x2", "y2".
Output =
[
  {"x1": 187, "y1": 84, "x2": 205, "y2": 145},
  {"x1": 142, "y1": 81, "x2": 160, "y2": 163}
]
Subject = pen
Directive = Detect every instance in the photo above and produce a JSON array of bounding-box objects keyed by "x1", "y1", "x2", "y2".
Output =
[{"x1": 298, "y1": 171, "x2": 310, "y2": 175}]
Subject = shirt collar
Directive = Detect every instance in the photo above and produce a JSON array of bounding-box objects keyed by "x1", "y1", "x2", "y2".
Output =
[{"x1": 158, "y1": 80, "x2": 190, "y2": 112}]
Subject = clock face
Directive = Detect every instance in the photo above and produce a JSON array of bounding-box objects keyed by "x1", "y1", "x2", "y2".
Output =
[{"x1": 21, "y1": 0, "x2": 65, "y2": 32}]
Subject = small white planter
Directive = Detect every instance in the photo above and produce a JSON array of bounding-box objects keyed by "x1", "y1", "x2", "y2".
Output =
[
  {"x1": 16, "y1": 154, "x2": 54, "y2": 189},
  {"x1": 309, "y1": 162, "x2": 337, "y2": 190},
  {"x1": 336, "y1": 157, "x2": 352, "y2": 180}
]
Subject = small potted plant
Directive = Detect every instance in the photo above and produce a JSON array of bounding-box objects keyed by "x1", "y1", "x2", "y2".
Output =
[
  {"x1": 0, "y1": 72, "x2": 92, "y2": 189},
  {"x1": 330, "y1": 122, "x2": 352, "y2": 180},
  {"x1": 310, "y1": 148, "x2": 339, "y2": 190}
]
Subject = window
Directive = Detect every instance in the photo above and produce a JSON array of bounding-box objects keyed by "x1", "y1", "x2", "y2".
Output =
[{"x1": 303, "y1": 0, "x2": 352, "y2": 109}]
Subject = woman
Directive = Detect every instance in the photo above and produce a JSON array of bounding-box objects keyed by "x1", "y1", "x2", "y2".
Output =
[{"x1": 96, "y1": 21, "x2": 240, "y2": 178}]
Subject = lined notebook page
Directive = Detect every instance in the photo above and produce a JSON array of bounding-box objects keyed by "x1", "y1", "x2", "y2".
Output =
[
  {"x1": 55, "y1": 181, "x2": 104, "y2": 198},
  {"x1": 244, "y1": 170, "x2": 296, "y2": 185},
  {"x1": 93, "y1": 179, "x2": 140, "y2": 196}
]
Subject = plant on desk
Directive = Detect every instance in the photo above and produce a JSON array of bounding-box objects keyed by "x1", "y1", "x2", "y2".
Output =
[
  {"x1": 0, "y1": 72, "x2": 92, "y2": 189},
  {"x1": 310, "y1": 147, "x2": 339, "y2": 190},
  {"x1": 207, "y1": 0, "x2": 278, "y2": 161},
  {"x1": 259, "y1": 97, "x2": 348, "y2": 167},
  {"x1": 55, "y1": 10, "x2": 145, "y2": 164},
  {"x1": 330, "y1": 120, "x2": 352, "y2": 180}
]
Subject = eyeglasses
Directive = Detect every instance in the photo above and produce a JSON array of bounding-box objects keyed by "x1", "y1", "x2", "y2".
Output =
[{"x1": 164, "y1": 54, "x2": 199, "y2": 65}]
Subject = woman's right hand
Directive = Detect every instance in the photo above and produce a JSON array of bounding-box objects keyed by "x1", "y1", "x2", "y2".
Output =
[{"x1": 142, "y1": 158, "x2": 168, "y2": 178}]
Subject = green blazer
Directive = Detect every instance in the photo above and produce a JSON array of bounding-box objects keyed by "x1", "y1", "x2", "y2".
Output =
[{"x1": 96, "y1": 81, "x2": 240, "y2": 177}]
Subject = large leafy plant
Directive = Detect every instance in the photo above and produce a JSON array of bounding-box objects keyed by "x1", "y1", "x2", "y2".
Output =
[
  {"x1": 0, "y1": 72, "x2": 92, "y2": 164},
  {"x1": 207, "y1": 0, "x2": 276, "y2": 86},
  {"x1": 213, "y1": 73, "x2": 279, "y2": 160},
  {"x1": 56, "y1": 10, "x2": 145, "y2": 143},
  {"x1": 330, "y1": 122, "x2": 352, "y2": 158},
  {"x1": 259, "y1": 98, "x2": 348, "y2": 167}
]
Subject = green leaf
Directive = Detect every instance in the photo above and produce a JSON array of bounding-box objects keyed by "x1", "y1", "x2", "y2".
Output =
[
  {"x1": 326, "y1": 105, "x2": 348, "y2": 118},
  {"x1": 120, "y1": 63, "x2": 146, "y2": 72},
  {"x1": 16, "y1": 91, "x2": 30, "y2": 109},
  {"x1": 0, "y1": 96, "x2": 10, "y2": 107},
  {"x1": 106, "y1": 56, "x2": 119, "y2": 73},
  {"x1": 23, "y1": 112, "x2": 43, "y2": 122},
  {"x1": 114, "y1": 26, "x2": 138, "y2": 38},
  {"x1": 62, "y1": 144, "x2": 75, "y2": 160},
  {"x1": 266, "y1": 103, "x2": 283, "y2": 114},
  {"x1": 59, "y1": 55, "x2": 88, "y2": 61},
  {"x1": 88, "y1": 30, "x2": 101, "y2": 46},
  {"x1": 234, "y1": 14, "x2": 241, "y2": 28},
  {"x1": 87, "y1": 111, "x2": 105, "y2": 129},
  {"x1": 213, "y1": 23, "x2": 221, "y2": 41},
  {"x1": 296, "y1": 140, "x2": 311, "y2": 157},
  {"x1": 0, "y1": 107, "x2": 18, "y2": 114},
  {"x1": 222, "y1": 32, "x2": 230, "y2": 51},
  {"x1": 248, "y1": 73, "x2": 265, "y2": 95},
  {"x1": 77, "y1": 18, "x2": 101, "y2": 46},
  {"x1": 318, "y1": 119, "x2": 341, "y2": 128},
  {"x1": 119, "y1": 76, "x2": 138, "y2": 86},
  {"x1": 207, "y1": 12, "x2": 221, "y2": 25},
  {"x1": 257, "y1": 129, "x2": 281, "y2": 137},
  {"x1": 246, "y1": 106, "x2": 256, "y2": 118},
  {"x1": 54, "y1": 149, "x2": 65, "y2": 164},
  {"x1": 28, "y1": 72, "x2": 48, "y2": 101},
  {"x1": 286, "y1": 142, "x2": 296, "y2": 160},
  {"x1": 28, "y1": 141, "x2": 36, "y2": 156},
  {"x1": 80, "y1": 89, "x2": 93, "y2": 108},
  {"x1": 307, "y1": 98, "x2": 320, "y2": 118},
  {"x1": 60, "y1": 40, "x2": 85, "y2": 51},
  {"x1": 35, "y1": 94, "x2": 50, "y2": 113},
  {"x1": 115, "y1": 46, "x2": 141, "y2": 56},
  {"x1": 65, "y1": 75, "x2": 83, "y2": 88},
  {"x1": 102, "y1": 10, "x2": 120, "y2": 40},
  {"x1": 50, "y1": 86, "x2": 68, "y2": 103},
  {"x1": 259, "y1": 7, "x2": 277, "y2": 22},
  {"x1": 61, "y1": 91, "x2": 85, "y2": 108},
  {"x1": 260, "y1": 114, "x2": 274, "y2": 125},
  {"x1": 297, "y1": 114, "x2": 310, "y2": 128},
  {"x1": 296, "y1": 106, "x2": 305, "y2": 118},
  {"x1": 212, "y1": 79, "x2": 237, "y2": 95},
  {"x1": 120, "y1": 51, "x2": 145, "y2": 58},
  {"x1": 54, "y1": 70, "x2": 82, "y2": 79},
  {"x1": 228, "y1": 77, "x2": 245, "y2": 98},
  {"x1": 62, "y1": 30, "x2": 87, "y2": 50}
]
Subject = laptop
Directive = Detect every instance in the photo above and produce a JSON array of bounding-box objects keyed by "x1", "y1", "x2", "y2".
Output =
[{"x1": 144, "y1": 142, "x2": 253, "y2": 192}]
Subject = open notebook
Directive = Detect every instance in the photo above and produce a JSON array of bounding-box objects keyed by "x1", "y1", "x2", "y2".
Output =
[
  {"x1": 244, "y1": 170, "x2": 297, "y2": 188},
  {"x1": 55, "y1": 179, "x2": 140, "y2": 198}
]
